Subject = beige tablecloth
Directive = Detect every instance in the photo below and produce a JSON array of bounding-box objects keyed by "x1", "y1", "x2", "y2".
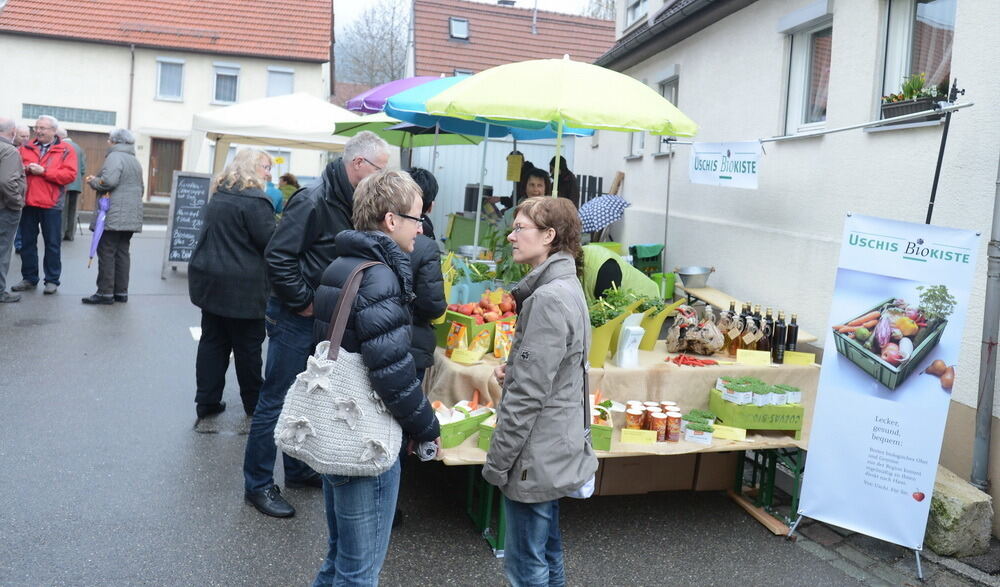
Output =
[{"x1": 426, "y1": 342, "x2": 820, "y2": 465}]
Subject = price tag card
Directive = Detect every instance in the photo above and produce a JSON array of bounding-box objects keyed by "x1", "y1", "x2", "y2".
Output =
[
  {"x1": 783, "y1": 350, "x2": 817, "y2": 365},
  {"x1": 736, "y1": 349, "x2": 772, "y2": 366},
  {"x1": 712, "y1": 424, "x2": 747, "y2": 441},
  {"x1": 619, "y1": 429, "x2": 657, "y2": 444}
]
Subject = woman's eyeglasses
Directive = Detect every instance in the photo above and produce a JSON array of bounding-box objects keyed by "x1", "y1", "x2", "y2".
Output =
[{"x1": 397, "y1": 212, "x2": 424, "y2": 225}]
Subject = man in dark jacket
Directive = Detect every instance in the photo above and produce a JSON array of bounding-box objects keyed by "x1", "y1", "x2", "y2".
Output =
[
  {"x1": 58, "y1": 128, "x2": 85, "y2": 241},
  {"x1": 242, "y1": 131, "x2": 390, "y2": 518},
  {"x1": 406, "y1": 168, "x2": 446, "y2": 380}
]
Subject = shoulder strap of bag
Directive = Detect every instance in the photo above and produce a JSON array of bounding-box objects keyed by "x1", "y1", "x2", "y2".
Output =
[
  {"x1": 552, "y1": 278, "x2": 592, "y2": 436},
  {"x1": 325, "y1": 261, "x2": 383, "y2": 360}
]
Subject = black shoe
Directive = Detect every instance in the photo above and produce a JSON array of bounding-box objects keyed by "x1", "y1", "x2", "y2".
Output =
[
  {"x1": 82, "y1": 294, "x2": 114, "y2": 305},
  {"x1": 245, "y1": 485, "x2": 295, "y2": 518},
  {"x1": 196, "y1": 401, "x2": 226, "y2": 418},
  {"x1": 392, "y1": 508, "x2": 403, "y2": 530},
  {"x1": 114, "y1": 294, "x2": 128, "y2": 303},
  {"x1": 285, "y1": 475, "x2": 323, "y2": 490}
]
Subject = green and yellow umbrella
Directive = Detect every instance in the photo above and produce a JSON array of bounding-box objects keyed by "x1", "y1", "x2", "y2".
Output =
[{"x1": 334, "y1": 112, "x2": 482, "y2": 148}]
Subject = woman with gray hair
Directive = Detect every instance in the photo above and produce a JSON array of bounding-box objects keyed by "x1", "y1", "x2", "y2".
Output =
[{"x1": 83, "y1": 128, "x2": 144, "y2": 304}]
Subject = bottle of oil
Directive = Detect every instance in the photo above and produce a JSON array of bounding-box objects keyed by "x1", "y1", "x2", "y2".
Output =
[
  {"x1": 721, "y1": 301, "x2": 737, "y2": 351},
  {"x1": 772, "y1": 311, "x2": 787, "y2": 364},
  {"x1": 786, "y1": 313, "x2": 799, "y2": 352},
  {"x1": 748, "y1": 305, "x2": 762, "y2": 351},
  {"x1": 757, "y1": 308, "x2": 773, "y2": 353},
  {"x1": 727, "y1": 304, "x2": 745, "y2": 357}
]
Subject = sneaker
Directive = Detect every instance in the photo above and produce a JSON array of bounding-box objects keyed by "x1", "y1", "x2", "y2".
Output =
[
  {"x1": 114, "y1": 294, "x2": 128, "y2": 303},
  {"x1": 43, "y1": 282, "x2": 58, "y2": 295},
  {"x1": 0, "y1": 292, "x2": 21, "y2": 303},
  {"x1": 10, "y1": 280, "x2": 36, "y2": 292},
  {"x1": 245, "y1": 485, "x2": 295, "y2": 518},
  {"x1": 82, "y1": 294, "x2": 114, "y2": 305}
]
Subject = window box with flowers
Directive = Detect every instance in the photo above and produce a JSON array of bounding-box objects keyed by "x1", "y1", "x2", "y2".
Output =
[{"x1": 881, "y1": 73, "x2": 945, "y2": 126}]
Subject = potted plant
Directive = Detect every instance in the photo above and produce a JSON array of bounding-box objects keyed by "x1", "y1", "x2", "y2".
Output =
[{"x1": 881, "y1": 73, "x2": 945, "y2": 125}]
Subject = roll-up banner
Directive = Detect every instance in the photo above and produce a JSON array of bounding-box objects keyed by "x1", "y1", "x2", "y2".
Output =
[{"x1": 799, "y1": 214, "x2": 979, "y2": 549}]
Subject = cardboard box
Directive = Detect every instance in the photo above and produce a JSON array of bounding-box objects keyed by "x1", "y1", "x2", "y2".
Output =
[
  {"x1": 596, "y1": 455, "x2": 696, "y2": 495},
  {"x1": 693, "y1": 452, "x2": 740, "y2": 491}
]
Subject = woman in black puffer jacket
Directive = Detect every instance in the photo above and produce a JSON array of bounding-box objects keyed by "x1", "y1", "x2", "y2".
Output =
[{"x1": 310, "y1": 170, "x2": 440, "y2": 586}]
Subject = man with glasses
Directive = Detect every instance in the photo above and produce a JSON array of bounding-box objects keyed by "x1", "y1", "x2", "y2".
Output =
[
  {"x1": 13, "y1": 115, "x2": 77, "y2": 295},
  {"x1": 243, "y1": 131, "x2": 390, "y2": 518}
]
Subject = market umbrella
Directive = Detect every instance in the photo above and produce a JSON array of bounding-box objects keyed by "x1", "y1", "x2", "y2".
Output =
[
  {"x1": 345, "y1": 76, "x2": 438, "y2": 114},
  {"x1": 386, "y1": 75, "x2": 594, "y2": 247},
  {"x1": 334, "y1": 113, "x2": 483, "y2": 149},
  {"x1": 426, "y1": 55, "x2": 697, "y2": 267},
  {"x1": 579, "y1": 194, "x2": 631, "y2": 233},
  {"x1": 88, "y1": 196, "x2": 109, "y2": 268},
  {"x1": 425, "y1": 55, "x2": 698, "y2": 193}
]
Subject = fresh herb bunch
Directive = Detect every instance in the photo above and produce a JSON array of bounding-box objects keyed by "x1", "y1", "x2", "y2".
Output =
[
  {"x1": 590, "y1": 304, "x2": 617, "y2": 328},
  {"x1": 638, "y1": 296, "x2": 666, "y2": 313},
  {"x1": 689, "y1": 409, "x2": 716, "y2": 420},
  {"x1": 687, "y1": 422, "x2": 715, "y2": 433},
  {"x1": 485, "y1": 223, "x2": 529, "y2": 285},
  {"x1": 465, "y1": 262, "x2": 495, "y2": 283},
  {"x1": 600, "y1": 284, "x2": 642, "y2": 309},
  {"x1": 916, "y1": 284, "x2": 956, "y2": 320}
]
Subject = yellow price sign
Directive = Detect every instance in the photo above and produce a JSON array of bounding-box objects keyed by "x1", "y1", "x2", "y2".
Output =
[
  {"x1": 783, "y1": 351, "x2": 816, "y2": 365},
  {"x1": 619, "y1": 428, "x2": 657, "y2": 444},
  {"x1": 712, "y1": 424, "x2": 747, "y2": 441},
  {"x1": 274, "y1": 156, "x2": 286, "y2": 164},
  {"x1": 736, "y1": 349, "x2": 772, "y2": 366}
]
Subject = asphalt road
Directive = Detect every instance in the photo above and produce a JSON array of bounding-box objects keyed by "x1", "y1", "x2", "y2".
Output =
[{"x1": 0, "y1": 228, "x2": 864, "y2": 586}]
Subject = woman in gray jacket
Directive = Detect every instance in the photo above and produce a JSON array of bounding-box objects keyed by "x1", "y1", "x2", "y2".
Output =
[
  {"x1": 82, "y1": 128, "x2": 144, "y2": 304},
  {"x1": 482, "y1": 196, "x2": 598, "y2": 587}
]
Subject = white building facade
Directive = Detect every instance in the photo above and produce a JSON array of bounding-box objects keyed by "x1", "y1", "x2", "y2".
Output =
[{"x1": 579, "y1": 0, "x2": 1000, "y2": 532}]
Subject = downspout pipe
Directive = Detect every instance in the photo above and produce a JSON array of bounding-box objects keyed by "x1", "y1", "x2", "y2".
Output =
[
  {"x1": 127, "y1": 43, "x2": 135, "y2": 128},
  {"x1": 971, "y1": 150, "x2": 1000, "y2": 492}
]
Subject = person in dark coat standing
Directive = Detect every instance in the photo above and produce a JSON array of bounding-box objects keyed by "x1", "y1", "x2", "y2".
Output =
[
  {"x1": 406, "y1": 167, "x2": 446, "y2": 380},
  {"x1": 311, "y1": 170, "x2": 440, "y2": 586},
  {"x1": 242, "y1": 131, "x2": 390, "y2": 519},
  {"x1": 187, "y1": 148, "x2": 276, "y2": 419},
  {"x1": 57, "y1": 128, "x2": 85, "y2": 241},
  {"x1": 0, "y1": 117, "x2": 26, "y2": 303},
  {"x1": 82, "y1": 128, "x2": 145, "y2": 305},
  {"x1": 549, "y1": 155, "x2": 580, "y2": 208}
]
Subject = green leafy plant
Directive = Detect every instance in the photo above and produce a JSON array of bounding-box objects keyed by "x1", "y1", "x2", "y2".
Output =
[
  {"x1": 689, "y1": 409, "x2": 716, "y2": 421},
  {"x1": 484, "y1": 223, "x2": 529, "y2": 285},
  {"x1": 681, "y1": 413, "x2": 708, "y2": 423},
  {"x1": 916, "y1": 284, "x2": 956, "y2": 321},
  {"x1": 686, "y1": 422, "x2": 715, "y2": 433}
]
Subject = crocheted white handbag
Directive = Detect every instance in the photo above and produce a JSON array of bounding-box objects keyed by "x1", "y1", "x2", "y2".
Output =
[{"x1": 274, "y1": 261, "x2": 402, "y2": 477}]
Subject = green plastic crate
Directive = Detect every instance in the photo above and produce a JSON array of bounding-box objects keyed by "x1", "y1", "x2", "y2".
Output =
[
  {"x1": 708, "y1": 388, "x2": 804, "y2": 439},
  {"x1": 629, "y1": 244, "x2": 664, "y2": 276},
  {"x1": 441, "y1": 411, "x2": 493, "y2": 449},
  {"x1": 832, "y1": 298, "x2": 947, "y2": 390},
  {"x1": 433, "y1": 311, "x2": 497, "y2": 351}
]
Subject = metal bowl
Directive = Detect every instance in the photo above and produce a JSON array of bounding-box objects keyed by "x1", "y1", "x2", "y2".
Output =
[
  {"x1": 675, "y1": 266, "x2": 715, "y2": 289},
  {"x1": 458, "y1": 245, "x2": 487, "y2": 259}
]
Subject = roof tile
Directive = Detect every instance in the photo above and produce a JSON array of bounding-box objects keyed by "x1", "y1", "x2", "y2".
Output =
[{"x1": 0, "y1": 0, "x2": 330, "y2": 62}]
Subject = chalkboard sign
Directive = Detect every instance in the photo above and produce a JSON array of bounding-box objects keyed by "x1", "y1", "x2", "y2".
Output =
[{"x1": 161, "y1": 170, "x2": 211, "y2": 279}]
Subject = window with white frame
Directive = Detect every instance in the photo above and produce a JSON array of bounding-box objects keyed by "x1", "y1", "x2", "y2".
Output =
[
  {"x1": 627, "y1": 79, "x2": 647, "y2": 158},
  {"x1": 449, "y1": 17, "x2": 469, "y2": 39},
  {"x1": 625, "y1": 0, "x2": 648, "y2": 28},
  {"x1": 785, "y1": 21, "x2": 833, "y2": 134},
  {"x1": 213, "y1": 63, "x2": 240, "y2": 104},
  {"x1": 882, "y1": 0, "x2": 955, "y2": 98},
  {"x1": 156, "y1": 58, "x2": 184, "y2": 101},
  {"x1": 267, "y1": 67, "x2": 294, "y2": 97},
  {"x1": 656, "y1": 77, "x2": 679, "y2": 153}
]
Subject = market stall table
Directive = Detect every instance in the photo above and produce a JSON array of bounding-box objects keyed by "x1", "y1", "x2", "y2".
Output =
[{"x1": 425, "y1": 342, "x2": 819, "y2": 553}]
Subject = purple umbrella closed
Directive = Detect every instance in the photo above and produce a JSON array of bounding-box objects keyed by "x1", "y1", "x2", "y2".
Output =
[
  {"x1": 345, "y1": 76, "x2": 437, "y2": 114},
  {"x1": 88, "y1": 196, "x2": 109, "y2": 268}
]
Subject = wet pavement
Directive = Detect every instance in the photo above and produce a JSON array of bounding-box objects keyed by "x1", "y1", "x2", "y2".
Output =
[{"x1": 0, "y1": 228, "x2": 990, "y2": 585}]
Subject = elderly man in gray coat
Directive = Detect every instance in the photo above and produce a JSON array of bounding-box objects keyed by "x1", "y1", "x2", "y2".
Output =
[
  {"x1": 57, "y1": 128, "x2": 86, "y2": 241},
  {"x1": 82, "y1": 128, "x2": 144, "y2": 305},
  {"x1": 0, "y1": 117, "x2": 27, "y2": 302}
]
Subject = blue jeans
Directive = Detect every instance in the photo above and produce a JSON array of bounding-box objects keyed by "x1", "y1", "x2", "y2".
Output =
[
  {"x1": 503, "y1": 498, "x2": 565, "y2": 587},
  {"x1": 243, "y1": 297, "x2": 318, "y2": 492},
  {"x1": 18, "y1": 205, "x2": 62, "y2": 285},
  {"x1": 313, "y1": 460, "x2": 401, "y2": 586}
]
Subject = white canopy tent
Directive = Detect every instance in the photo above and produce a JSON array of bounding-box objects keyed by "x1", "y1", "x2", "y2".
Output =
[{"x1": 188, "y1": 93, "x2": 363, "y2": 173}]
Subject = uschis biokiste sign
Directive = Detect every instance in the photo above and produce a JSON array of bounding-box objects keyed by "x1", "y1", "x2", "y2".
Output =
[
  {"x1": 688, "y1": 141, "x2": 760, "y2": 189},
  {"x1": 799, "y1": 214, "x2": 979, "y2": 550}
]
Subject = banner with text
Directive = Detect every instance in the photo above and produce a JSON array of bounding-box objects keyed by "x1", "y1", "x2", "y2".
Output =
[
  {"x1": 799, "y1": 214, "x2": 979, "y2": 549},
  {"x1": 689, "y1": 141, "x2": 760, "y2": 189}
]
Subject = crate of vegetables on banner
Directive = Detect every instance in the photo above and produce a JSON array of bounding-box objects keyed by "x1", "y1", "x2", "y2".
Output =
[
  {"x1": 436, "y1": 288, "x2": 517, "y2": 355},
  {"x1": 831, "y1": 285, "x2": 955, "y2": 390}
]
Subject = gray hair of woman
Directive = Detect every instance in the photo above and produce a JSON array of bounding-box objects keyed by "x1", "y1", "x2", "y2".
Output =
[
  {"x1": 109, "y1": 128, "x2": 136, "y2": 145},
  {"x1": 211, "y1": 148, "x2": 271, "y2": 194}
]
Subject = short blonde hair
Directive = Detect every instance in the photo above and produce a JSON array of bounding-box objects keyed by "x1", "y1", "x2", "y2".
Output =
[
  {"x1": 212, "y1": 148, "x2": 269, "y2": 193},
  {"x1": 352, "y1": 170, "x2": 421, "y2": 232}
]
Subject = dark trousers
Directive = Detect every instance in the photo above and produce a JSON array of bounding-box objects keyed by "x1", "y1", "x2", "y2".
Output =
[
  {"x1": 62, "y1": 191, "x2": 79, "y2": 240},
  {"x1": 96, "y1": 230, "x2": 133, "y2": 295},
  {"x1": 0, "y1": 208, "x2": 21, "y2": 292},
  {"x1": 18, "y1": 205, "x2": 62, "y2": 285},
  {"x1": 195, "y1": 310, "x2": 264, "y2": 416},
  {"x1": 243, "y1": 297, "x2": 318, "y2": 492}
]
